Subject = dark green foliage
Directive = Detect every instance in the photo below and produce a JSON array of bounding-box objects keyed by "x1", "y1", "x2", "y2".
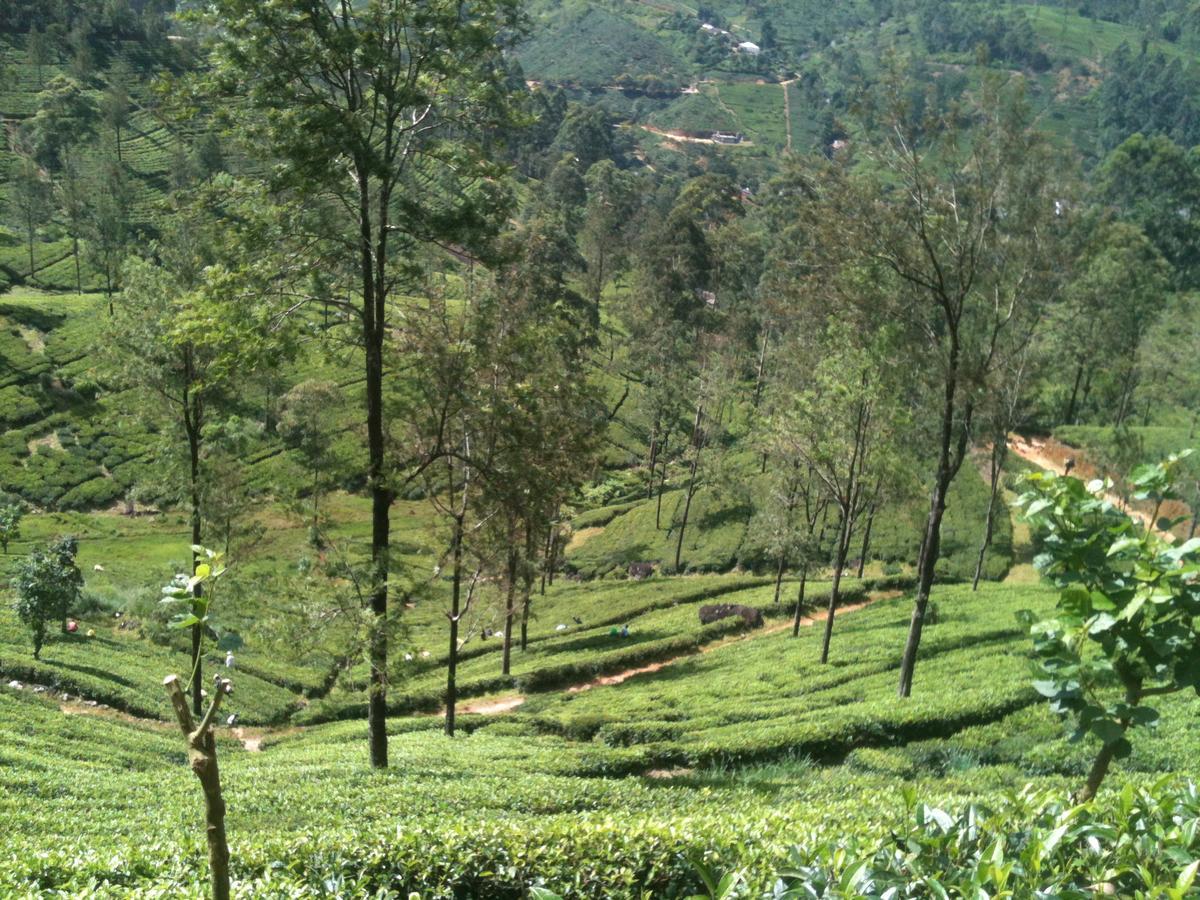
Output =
[
  {"x1": 1017, "y1": 455, "x2": 1200, "y2": 798},
  {"x1": 12, "y1": 535, "x2": 81, "y2": 657},
  {"x1": 1097, "y1": 43, "x2": 1200, "y2": 152}
]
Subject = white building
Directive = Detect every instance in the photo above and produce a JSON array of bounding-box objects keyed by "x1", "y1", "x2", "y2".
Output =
[{"x1": 737, "y1": 41, "x2": 761, "y2": 55}]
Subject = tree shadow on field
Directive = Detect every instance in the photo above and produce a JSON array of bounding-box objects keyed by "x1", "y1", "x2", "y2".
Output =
[
  {"x1": 593, "y1": 544, "x2": 654, "y2": 572},
  {"x1": 41, "y1": 658, "x2": 135, "y2": 688},
  {"x1": 696, "y1": 503, "x2": 753, "y2": 530},
  {"x1": 0, "y1": 303, "x2": 67, "y2": 334}
]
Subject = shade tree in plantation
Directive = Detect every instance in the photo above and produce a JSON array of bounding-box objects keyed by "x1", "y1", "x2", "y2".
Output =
[
  {"x1": 99, "y1": 191, "x2": 276, "y2": 715},
  {"x1": 468, "y1": 217, "x2": 604, "y2": 673},
  {"x1": 972, "y1": 344, "x2": 1036, "y2": 590},
  {"x1": 99, "y1": 61, "x2": 132, "y2": 162},
  {"x1": 54, "y1": 154, "x2": 89, "y2": 293},
  {"x1": 23, "y1": 74, "x2": 97, "y2": 171},
  {"x1": 404, "y1": 277, "x2": 488, "y2": 734},
  {"x1": 199, "y1": 0, "x2": 525, "y2": 769},
  {"x1": 0, "y1": 502, "x2": 23, "y2": 554},
  {"x1": 14, "y1": 536, "x2": 83, "y2": 659},
  {"x1": 1017, "y1": 456, "x2": 1200, "y2": 801},
  {"x1": 83, "y1": 155, "x2": 133, "y2": 313},
  {"x1": 27, "y1": 24, "x2": 49, "y2": 87},
  {"x1": 808, "y1": 73, "x2": 1067, "y2": 696},
  {"x1": 766, "y1": 322, "x2": 905, "y2": 662},
  {"x1": 742, "y1": 444, "x2": 827, "y2": 625},
  {"x1": 200, "y1": 416, "x2": 265, "y2": 562},
  {"x1": 277, "y1": 380, "x2": 344, "y2": 541},
  {"x1": 579, "y1": 160, "x2": 642, "y2": 314},
  {"x1": 5, "y1": 135, "x2": 53, "y2": 280}
]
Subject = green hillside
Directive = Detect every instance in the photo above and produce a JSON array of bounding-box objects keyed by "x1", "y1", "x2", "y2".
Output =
[
  {"x1": 6, "y1": 572, "x2": 1200, "y2": 895},
  {"x1": 5, "y1": 2, "x2": 1200, "y2": 897}
]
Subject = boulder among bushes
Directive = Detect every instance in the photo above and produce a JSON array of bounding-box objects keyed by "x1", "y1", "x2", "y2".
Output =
[{"x1": 697, "y1": 604, "x2": 763, "y2": 628}]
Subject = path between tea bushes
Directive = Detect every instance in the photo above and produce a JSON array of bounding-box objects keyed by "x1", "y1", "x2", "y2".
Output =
[{"x1": 5, "y1": 587, "x2": 902, "y2": 751}]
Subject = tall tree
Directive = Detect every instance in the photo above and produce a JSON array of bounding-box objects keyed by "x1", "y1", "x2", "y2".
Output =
[
  {"x1": 971, "y1": 347, "x2": 1033, "y2": 590},
  {"x1": 54, "y1": 154, "x2": 88, "y2": 293},
  {"x1": 579, "y1": 160, "x2": 641, "y2": 314},
  {"x1": 277, "y1": 380, "x2": 343, "y2": 538},
  {"x1": 201, "y1": 0, "x2": 524, "y2": 768},
  {"x1": 100, "y1": 195, "x2": 270, "y2": 716},
  {"x1": 769, "y1": 323, "x2": 904, "y2": 662},
  {"x1": 813, "y1": 74, "x2": 1065, "y2": 696},
  {"x1": 82, "y1": 156, "x2": 132, "y2": 313},
  {"x1": 27, "y1": 25, "x2": 49, "y2": 88},
  {"x1": 24, "y1": 74, "x2": 97, "y2": 170},
  {"x1": 100, "y1": 64, "x2": 132, "y2": 162},
  {"x1": 469, "y1": 216, "x2": 602, "y2": 672},
  {"x1": 5, "y1": 141, "x2": 52, "y2": 280}
]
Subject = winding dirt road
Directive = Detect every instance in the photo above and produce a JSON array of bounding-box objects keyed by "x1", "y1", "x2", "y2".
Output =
[{"x1": 1006, "y1": 434, "x2": 1160, "y2": 531}]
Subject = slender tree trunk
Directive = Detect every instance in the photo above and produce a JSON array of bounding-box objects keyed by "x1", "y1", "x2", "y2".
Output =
[
  {"x1": 1065, "y1": 361, "x2": 1085, "y2": 424},
  {"x1": 1080, "y1": 369, "x2": 1094, "y2": 417},
  {"x1": 655, "y1": 432, "x2": 670, "y2": 529},
  {"x1": 445, "y1": 513, "x2": 463, "y2": 737},
  {"x1": 27, "y1": 221, "x2": 36, "y2": 280},
  {"x1": 674, "y1": 475, "x2": 698, "y2": 573},
  {"x1": 520, "y1": 524, "x2": 535, "y2": 652},
  {"x1": 520, "y1": 595, "x2": 531, "y2": 651},
  {"x1": 820, "y1": 508, "x2": 852, "y2": 664},
  {"x1": 752, "y1": 330, "x2": 769, "y2": 408},
  {"x1": 540, "y1": 523, "x2": 555, "y2": 595},
  {"x1": 897, "y1": 344, "x2": 969, "y2": 698},
  {"x1": 791, "y1": 565, "x2": 808, "y2": 637},
  {"x1": 312, "y1": 462, "x2": 321, "y2": 533},
  {"x1": 972, "y1": 442, "x2": 1006, "y2": 591},
  {"x1": 773, "y1": 553, "x2": 786, "y2": 604},
  {"x1": 115, "y1": 124, "x2": 122, "y2": 162},
  {"x1": 646, "y1": 417, "x2": 660, "y2": 500},
  {"x1": 184, "y1": 379, "x2": 204, "y2": 718},
  {"x1": 591, "y1": 244, "x2": 606, "y2": 323},
  {"x1": 857, "y1": 505, "x2": 875, "y2": 578},
  {"x1": 1114, "y1": 367, "x2": 1137, "y2": 429},
  {"x1": 502, "y1": 540, "x2": 517, "y2": 676},
  {"x1": 673, "y1": 402, "x2": 704, "y2": 571},
  {"x1": 360, "y1": 175, "x2": 391, "y2": 770},
  {"x1": 72, "y1": 235, "x2": 81, "y2": 294}
]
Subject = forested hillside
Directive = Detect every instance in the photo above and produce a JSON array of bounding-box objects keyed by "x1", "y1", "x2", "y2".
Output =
[{"x1": 3, "y1": 1, "x2": 1200, "y2": 897}]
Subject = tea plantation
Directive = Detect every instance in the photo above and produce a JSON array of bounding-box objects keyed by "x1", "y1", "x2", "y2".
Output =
[{"x1": 5, "y1": 523, "x2": 1200, "y2": 897}]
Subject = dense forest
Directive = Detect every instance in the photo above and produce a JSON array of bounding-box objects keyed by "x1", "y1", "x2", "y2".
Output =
[{"x1": 3, "y1": 1, "x2": 1200, "y2": 897}]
